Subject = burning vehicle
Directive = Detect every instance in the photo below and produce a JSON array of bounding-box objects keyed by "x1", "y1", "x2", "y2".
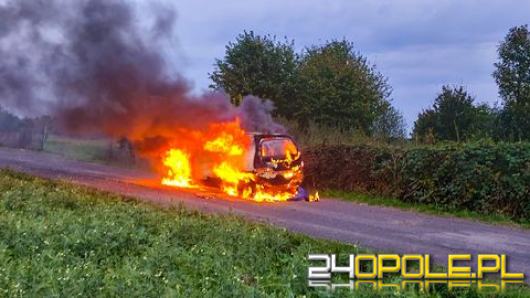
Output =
[
  {"x1": 215, "y1": 133, "x2": 307, "y2": 200},
  {"x1": 160, "y1": 119, "x2": 317, "y2": 202}
]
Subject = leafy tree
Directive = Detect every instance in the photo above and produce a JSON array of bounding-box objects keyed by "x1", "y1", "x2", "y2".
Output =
[
  {"x1": 434, "y1": 86, "x2": 476, "y2": 141},
  {"x1": 0, "y1": 106, "x2": 22, "y2": 132},
  {"x1": 372, "y1": 104, "x2": 406, "y2": 140},
  {"x1": 493, "y1": 25, "x2": 530, "y2": 140},
  {"x1": 294, "y1": 40, "x2": 391, "y2": 134},
  {"x1": 413, "y1": 109, "x2": 437, "y2": 144},
  {"x1": 209, "y1": 31, "x2": 297, "y2": 115},
  {"x1": 472, "y1": 103, "x2": 497, "y2": 139},
  {"x1": 413, "y1": 86, "x2": 493, "y2": 142}
]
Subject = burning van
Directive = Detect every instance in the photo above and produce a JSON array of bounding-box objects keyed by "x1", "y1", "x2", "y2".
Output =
[
  {"x1": 201, "y1": 133, "x2": 314, "y2": 201},
  {"x1": 160, "y1": 119, "x2": 317, "y2": 202},
  {"x1": 241, "y1": 133, "x2": 306, "y2": 199}
]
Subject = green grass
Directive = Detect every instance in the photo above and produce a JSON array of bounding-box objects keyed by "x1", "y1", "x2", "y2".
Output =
[
  {"x1": 324, "y1": 190, "x2": 530, "y2": 229},
  {"x1": 43, "y1": 135, "x2": 108, "y2": 162},
  {"x1": 0, "y1": 170, "x2": 528, "y2": 297}
]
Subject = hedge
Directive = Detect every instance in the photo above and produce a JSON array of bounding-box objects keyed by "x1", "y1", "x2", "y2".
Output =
[{"x1": 303, "y1": 143, "x2": 530, "y2": 221}]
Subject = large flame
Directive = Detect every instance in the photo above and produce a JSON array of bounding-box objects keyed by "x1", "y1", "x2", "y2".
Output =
[
  {"x1": 160, "y1": 118, "x2": 301, "y2": 202},
  {"x1": 161, "y1": 149, "x2": 196, "y2": 188}
]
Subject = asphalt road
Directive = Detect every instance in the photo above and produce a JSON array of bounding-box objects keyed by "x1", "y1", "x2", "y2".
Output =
[{"x1": 1, "y1": 146, "x2": 529, "y2": 280}]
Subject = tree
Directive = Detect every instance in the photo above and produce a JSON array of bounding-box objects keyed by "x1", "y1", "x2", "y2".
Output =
[
  {"x1": 413, "y1": 109, "x2": 437, "y2": 144},
  {"x1": 372, "y1": 104, "x2": 406, "y2": 140},
  {"x1": 434, "y1": 86, "x2": 476, "y2": 141},
  {"x1": 413, "y1": 86, "x2": 493, "y2": 142},
  {"x1": 209, "y1": 31, "x2": 297, "y2": 115},
  {"x1": 472, "y1": 103, "x2": 497, "y2": 139},
  {"x1": 294, "y1": 40, "x2": 391, "y2": 134},
  {"x1": 493, "y1": 25, "x2": 530, "y2": 140},
  {"x1": 0, "y1": 106, "x2": 22, "y2": 132}
]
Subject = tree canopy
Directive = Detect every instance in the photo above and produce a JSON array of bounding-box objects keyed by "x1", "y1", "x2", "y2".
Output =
[
  {"x1": 211, "y1": 34, "x2": 400, "y2": 137},
  {"x1": 0, "y1": 106, "x2": 23, "y2": 132},
  {"x1": 209, "y1": 31, "x2": 297, "y2": 113},
  {"x1": 372, "y1": 104, "x2": 406, "y2": 140},
  {"x1": 493, "y1": 25, "x2": 530, "y2": 140},
  {"x1": 293, "y1": 40, "x2": 393, "y2": 135},
  {"x1": 413, "y1": 86, "x2": 494, "y2": 142}
]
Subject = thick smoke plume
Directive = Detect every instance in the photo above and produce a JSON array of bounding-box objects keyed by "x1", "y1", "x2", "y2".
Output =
[{"x1": 0, "y1": 0, "x2": 284, "y2": 156}]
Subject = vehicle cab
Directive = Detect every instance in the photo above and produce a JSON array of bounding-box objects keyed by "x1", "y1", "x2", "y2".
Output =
[{"x1": 242, "y1": 133, "x2": 304, "y2": 197}]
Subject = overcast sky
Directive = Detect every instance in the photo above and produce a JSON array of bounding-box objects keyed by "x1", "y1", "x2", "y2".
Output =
[{"x1": 166, "y1": 0, "x2": 530, "y2": 129}]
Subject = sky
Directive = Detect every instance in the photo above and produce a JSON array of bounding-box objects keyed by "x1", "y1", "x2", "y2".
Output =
[{"x1": 165, "y1": 0, "x2": 530, "y2": 130}]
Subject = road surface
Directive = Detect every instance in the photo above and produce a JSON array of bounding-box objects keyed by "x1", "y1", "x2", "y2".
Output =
[{"x1": 0, "y1": 146, "x2": 529, "y2": 280}]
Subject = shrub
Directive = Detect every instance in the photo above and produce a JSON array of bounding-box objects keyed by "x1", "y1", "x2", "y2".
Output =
[
  {"x1": 303, "y1": 144, "x2": 400, "y2": 195},
  {"x1": 303, "y1": 142, "x2": 530, "y2": 221}
]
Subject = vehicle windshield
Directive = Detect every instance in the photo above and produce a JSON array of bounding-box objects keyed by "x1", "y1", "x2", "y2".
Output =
[{"x1": 259, "y1": 138, "x2": 298, "y2": 160}]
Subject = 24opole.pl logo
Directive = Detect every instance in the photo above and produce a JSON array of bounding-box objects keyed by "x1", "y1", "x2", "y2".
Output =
[{"x1": 308, "y1": 254, "x2": 525, "y2": 292}]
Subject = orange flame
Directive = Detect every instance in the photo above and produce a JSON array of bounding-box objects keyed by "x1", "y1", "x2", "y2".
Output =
[
  {"x1": 159, "y1": 118, "x2": 301, "y2": 202},
  {"x1": 161, "y1": 149, "x2": 196, "y2": 188},
  {"x1": 204, "y1": 132, "x2": 244, "y2": 156}
]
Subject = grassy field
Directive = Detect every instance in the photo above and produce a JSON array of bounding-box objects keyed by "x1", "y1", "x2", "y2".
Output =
[
  {"x1": 0, "y1": 170, "x2": 358, "y2": 297},
  {"x1": 1, "y1": 170, "x2": 528, "y2": 297}
]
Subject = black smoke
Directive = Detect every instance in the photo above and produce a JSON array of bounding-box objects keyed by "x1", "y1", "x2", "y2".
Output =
[{"x1": 0, "y1": 0, "x2": 283, "y2": 152}]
